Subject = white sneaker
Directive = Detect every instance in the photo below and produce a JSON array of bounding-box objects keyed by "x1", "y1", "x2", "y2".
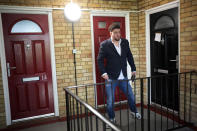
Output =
[
  {"x1": 106, "y1": 118, "x2": 116, "y2": 129},
  {"x1": 130, "y1": 111, "x2": 141, "y2": 119}
]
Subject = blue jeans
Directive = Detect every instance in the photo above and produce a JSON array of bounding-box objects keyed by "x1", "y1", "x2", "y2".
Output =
[{"x1": 105, "y1": 78, "x2": 137, "y2": 120}]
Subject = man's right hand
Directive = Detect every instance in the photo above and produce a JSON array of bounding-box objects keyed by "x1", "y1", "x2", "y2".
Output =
[{"x1": 102, "y1": 73, "x2": 109, "y2": 80}]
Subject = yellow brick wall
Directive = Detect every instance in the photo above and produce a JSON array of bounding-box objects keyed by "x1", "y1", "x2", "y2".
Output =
[
  {"x1": 180, "y1": 0, "x2": 197, "y2": 72},
  {"x1": 0, "y1": 0, "x2": 138, "y2": 128},
  {"x1": 51, "y1": 0, "x2": 138, "y2": 118},
  {"x1": 179, "y1": 0, "x2": 197, "y2": 126},
  {"x1": 129, "y1": 12, "x2": 143, "y2": 103},
  {"x1": 0, "y1": 0, "x2": 196, "y2": 128},
  {"x1": 53, "y1": 10, "x2": 96, "y2": 116},
  {"x1": 0, "y1": 0, "x2": 138, "y2": 10}
]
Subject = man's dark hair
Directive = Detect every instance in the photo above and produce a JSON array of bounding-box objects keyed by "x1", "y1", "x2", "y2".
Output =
[{"x1": 108, "y1": 23, "x2": 120, "y2": 32}]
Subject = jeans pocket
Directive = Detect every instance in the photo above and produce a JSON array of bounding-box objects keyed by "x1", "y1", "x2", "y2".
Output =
[{"x1": 105, "y1": 79, "x2": 112, "y2": 86}]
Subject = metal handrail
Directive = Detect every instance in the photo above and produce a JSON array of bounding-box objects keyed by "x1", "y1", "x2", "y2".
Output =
[
  {"x1": 64, "y1": 87, "x2": 122, "y2": 131},
  {"x1": 65, "y1": 71, "x2": 196, "y2": 131},
  {"x1": 66, "y1": 71, "x2": 196, "y2": 89}
]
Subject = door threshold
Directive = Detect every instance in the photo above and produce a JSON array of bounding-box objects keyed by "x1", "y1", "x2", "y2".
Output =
[{"x1": 12, "y1": 113, "x2": 55, "y2": 123}]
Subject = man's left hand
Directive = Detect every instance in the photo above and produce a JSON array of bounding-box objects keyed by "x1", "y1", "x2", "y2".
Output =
[
  {"x1": 132, "y1": 71, "x2": 136, "y2": 76},
  {"x1": 131, "y1": 71, "x2": 136, "y2": 82}
]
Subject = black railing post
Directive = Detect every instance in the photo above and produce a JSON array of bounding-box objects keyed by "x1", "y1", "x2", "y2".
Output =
[
  {"x1": 172, "y1": 75, "x2": 175, "y2": 128},
  {"x1": 184, "y1": 73, "x2": 187, "y2": 122},
  {"x1": 166, "y1": 76, "x2": 169, "y2": 130},
  {"x1": 76, "y1": 88, "x2": 80, "y2": 131},
  {"x1": 154, "y1": 78, "x2": 157, "y2": 131},
  {"x1": 85, "y1": 86, "x2": 89, "y2": 131},
  {"x1": 96, "y1": 116, "x2": 98, "y2": 131},
  {"x1": 70, "y1": 93, "x2": 73, "y2": 130},
  {"x1": 66, "y1": 91, "x2": 71, "y2": 131},
  {"x1": 178, "y1": 73, "x2": 181, "y2": 127},
  {"x1": 189, "y1": 72, "x2": 192, "y2": 123},
  {"x1": 80, "y1": 103, "x2": 83, "y2": 131},
  {"x1": 127, "y1": 79, "x2": 130, "y2": 131},
  {"x1": 90, "y1": 111, "x2": 93, "y2": 131},
  {"x1": 119, "y1": 80, "x2": 122, "y2": 127},
  {"x1": 147, "y1": 78, "x2": 151, "y2": 131},
  {"x1": 72, "y1": 95, "x2": 76, "y2": 131},
  {"x1": 103, "y1": 122, "x2": 106, "y2": 131},
  {"x1": 140, "y1": 78, "x2": 144, "y2": 131},
  {"x1": 85, "y1": 107, "x2": 89, "y2": 131},
  {"x1": 134, "y1": 79, "x2": 137, "y2": 131},
  {"x1": 160, "y1": 76, "x2": 163, "y2": 131},
  {"x1": 111, "y1": 80, "x2": 114, "y2": 120},
  {"x1": 103, "y1": 83, "x2": 106, "y2": 117}
]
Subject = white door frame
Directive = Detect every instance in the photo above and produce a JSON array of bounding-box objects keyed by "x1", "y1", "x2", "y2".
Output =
[
  {"x1": 0, "y1": 5, "x2": 59, "y2": 125},
  {"x1": 90, "y1": 10, "x2": 131, "y2": 108},
  {"x1": 145, "y1": 0, "x2": 180, "y2": 103}
]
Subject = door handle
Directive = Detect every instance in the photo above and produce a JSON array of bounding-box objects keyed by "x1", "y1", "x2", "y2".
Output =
[
  {"x1": 157, "y1": 68, "x2": 168, "y2": 74},
  {"x1": 169, "y1": 60, "x2": 177, "y2": 62},
  {"x1": 169, "y1": 55, "x2": 179, "y2": 69},
  {"x1": 7, "y1": 63, "x2": 16, "y2": 77},
  {"x1": 170, "y1": 55, "x2": 178, "y2": 62}
]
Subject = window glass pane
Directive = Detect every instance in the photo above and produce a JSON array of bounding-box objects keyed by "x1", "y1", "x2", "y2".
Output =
[
  {"x1": 98, "y1": 22, "x2": 106, "y2": 28},
  {"x1": 113, "y1": 22, "x2": 120, "y2": 26},
  {"x1": 154, "y1": 16, "x2": 174, "y2": 30},
  {"x1": 11, "y1": 20, "x2": 42, "y2": 33}
]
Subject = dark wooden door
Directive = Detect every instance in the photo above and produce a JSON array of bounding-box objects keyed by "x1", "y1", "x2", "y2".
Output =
[
  {"x1": 150, "y1": 7, "x2": 179, "y2": 110},
  {"x1": 93, "y1": 16, "x2": 127, "y2": 106},
  {"x1": 2, "y1": 13, "x2": 54, "y2": 120}
]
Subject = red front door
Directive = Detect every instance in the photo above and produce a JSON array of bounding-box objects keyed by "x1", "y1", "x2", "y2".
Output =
[
  {"x1": 93, "y1": 16, "x2": 127, "y2": 106},
  {"x1": 2, "y1": 13, "x2": 54, "y2": 120}
]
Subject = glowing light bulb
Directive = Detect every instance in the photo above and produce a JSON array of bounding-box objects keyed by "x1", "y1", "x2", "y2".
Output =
[{"x1": 64, "y1": 2, "x2": 81, "y2": 22}]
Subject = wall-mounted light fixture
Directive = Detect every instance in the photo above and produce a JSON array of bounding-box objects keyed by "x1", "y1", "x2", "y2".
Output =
[
  {"x1": 64, "y1": 1, "x2": 81, "y2": 86},
  {"x1": 64, "y1": 1, "x2": 81, "y2": 22}
]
